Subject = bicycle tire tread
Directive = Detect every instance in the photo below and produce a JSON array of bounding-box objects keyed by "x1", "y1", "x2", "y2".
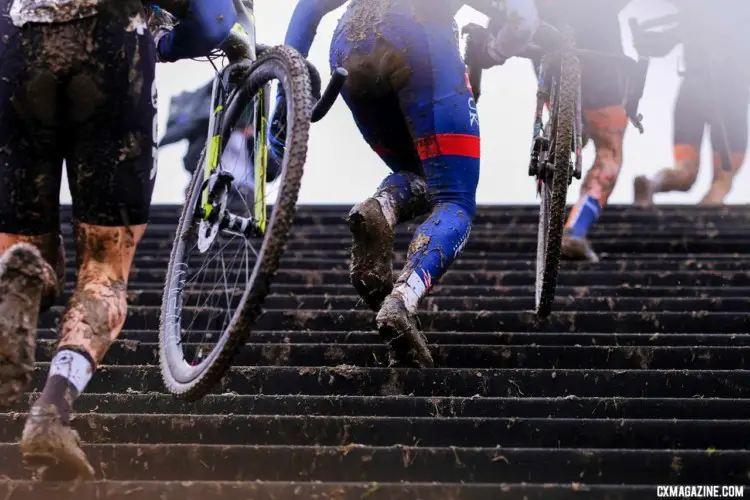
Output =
[{"x1": 536, "y1": 28, "x2": 580, "y2": 318}]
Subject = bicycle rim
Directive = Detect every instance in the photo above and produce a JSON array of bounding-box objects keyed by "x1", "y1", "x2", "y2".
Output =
[
  {"x1": 535, "y1": 31, "x2": 580, "y2": 318},
  {"x1": 159, "y1": 46, "x2": 313, "y2": 400}
]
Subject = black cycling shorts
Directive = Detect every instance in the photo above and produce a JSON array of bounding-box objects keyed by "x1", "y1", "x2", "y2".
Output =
[
  {"x1": 0, "y1": 3, "x2": 157, "y2": 235},
  {"x1": 673, "y1": 73, "x2": 749, "y2": 154}
]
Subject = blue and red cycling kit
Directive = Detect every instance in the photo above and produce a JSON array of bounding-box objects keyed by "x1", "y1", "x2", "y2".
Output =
[{"x1": 284, "y1": 0, "x2": 538, "y2": 366}]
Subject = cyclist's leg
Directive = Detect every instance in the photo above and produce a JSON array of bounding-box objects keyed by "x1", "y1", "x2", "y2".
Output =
[
  {"x1": 0, "y1": 16, "x2": 65, "y2": 411},
  {"x1": 378, "y1": 18, "x2": 480, "y2": 367},
  {"x1": 633, "y1": 75, "x2": 705, "y2": 206},
  {"x1": 20, "y1": 7, "x2": 156, "y2": 480},
  {"x1": 331, "y1": 36, "x2": 432, "y2": 311},
  {"x1": 562, "y1": 50, "x2": 627, "y2": 262},
  {"x1": 701, "y1": 80, "x2": 749, "y2": 205}
]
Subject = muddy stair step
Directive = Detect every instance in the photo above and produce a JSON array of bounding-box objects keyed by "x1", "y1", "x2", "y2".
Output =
[
  {"x1": 21, "y1": 366, "x2": 750, "y2": 398},
  {"x1": 36, "y1": 308, "x2": 750, "y2": 333},
  {"x1": 3, "y1": 413, "x2": 750, "y2": 449},
  {"x1": 0, "y1": 481, "x2": 667, "y2": 500},
  {"x1": 11, "y1": 393, "x2": 750, "y2": 419},
  {"x1": 0, "y1": 444, "x2": 746, "y2": 484}
]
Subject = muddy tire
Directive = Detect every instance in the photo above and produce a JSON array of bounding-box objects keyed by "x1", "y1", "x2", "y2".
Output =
[
  {"x1": 535, "y1": 28, "x2": 580, "y2": 318},
  {"x1": 159, "y1": 46, "x2": 313, "y2": 400}
]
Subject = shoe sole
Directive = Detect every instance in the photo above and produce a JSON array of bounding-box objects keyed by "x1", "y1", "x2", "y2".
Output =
[
  {"x1": 23, "y1": 451, "x2": 95, "y2": 481},
  {"x1": 348, "y1": 201, "x2": 394, "y2": 311},
  {"x1": 0, "y1": 245, "x2": 45, "y2": 409}
]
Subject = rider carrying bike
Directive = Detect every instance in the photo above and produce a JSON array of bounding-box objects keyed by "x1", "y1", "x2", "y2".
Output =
[
  {"x1": 0, "y1": 0, "x2": 235, "y2": 480},
  {"x1": 282, "y1": 0, "x2": 539, "y2": 367},
  {"x1": 464, "y1": 0, "x2": 634, "y2": 263},
  {"x1": 633, "y1": 0, "x2": 749, "y2": 206},
  {"x1": 553, "y1": 0, "x2": 634, "y2": 262}
]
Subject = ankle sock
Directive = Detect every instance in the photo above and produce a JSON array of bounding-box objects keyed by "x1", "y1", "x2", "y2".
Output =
[
  {"x1": 35, "y1": 349, "x2": 94, "y2": 424},
  {"x1": 566, "y1": 195, "x2": 601, "y2": 238}
]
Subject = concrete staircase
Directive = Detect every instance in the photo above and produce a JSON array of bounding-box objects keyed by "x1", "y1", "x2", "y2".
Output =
[{"x1": 1, "y1": 205, "x2": 748, "y2": 499}]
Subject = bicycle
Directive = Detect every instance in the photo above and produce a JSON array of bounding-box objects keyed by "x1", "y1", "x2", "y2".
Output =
[
  {"x1": 154, "y1": 0, "x2": 347, "y2": 400},
  {"x1": 465, "y1": 18, "x2": 649, "y2": 318}
]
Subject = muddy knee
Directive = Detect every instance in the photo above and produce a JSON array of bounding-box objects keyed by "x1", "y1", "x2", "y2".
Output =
[{"x1": 58, "y1": 281, "x2": 127, "y2": 364}]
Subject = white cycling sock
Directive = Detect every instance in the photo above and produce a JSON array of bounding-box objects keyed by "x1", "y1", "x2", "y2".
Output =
[
  {"x1": 393, "y1": 271, "x2": 430, "y2": 314},
  {"x1": 48, "y1": 349, "x2": 93, "y2": 394}
]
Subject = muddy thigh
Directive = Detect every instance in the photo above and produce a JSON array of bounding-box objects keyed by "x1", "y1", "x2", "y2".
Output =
[{"x1": 58, "y1": 223, "x2": 145, "y2": 364}]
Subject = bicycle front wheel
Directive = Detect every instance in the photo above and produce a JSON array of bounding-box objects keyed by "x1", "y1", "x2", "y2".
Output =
[
  {"x1": 535, "y1": 31, "x2": 581, "y2": 318},
  {"x1": 159, "y1": 45, "x2": 313, "y2": 400}
]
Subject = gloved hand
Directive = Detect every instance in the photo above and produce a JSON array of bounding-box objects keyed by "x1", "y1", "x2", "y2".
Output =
[{"x1": 462, "y1": 23, "x2": 506, "y2": 70}]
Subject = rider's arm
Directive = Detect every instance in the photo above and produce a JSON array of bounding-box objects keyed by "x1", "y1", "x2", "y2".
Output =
[
  {"x1": 465, "y1": 0, "x2": 539, "y2": 64},
  {"x1": 155, "y1": 0, "x2": 238, "y2": 62},
  {"x1": 284, "y1": 0, "x2": 348, "y2": 57},
  {"x1": 489, "y1": 0, "x2": 539, "y2": 60}
]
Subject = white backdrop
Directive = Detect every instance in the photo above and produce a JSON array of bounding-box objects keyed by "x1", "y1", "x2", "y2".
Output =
[{"x1": 59, "y1": 0, "x2": 750, "y2": 205}]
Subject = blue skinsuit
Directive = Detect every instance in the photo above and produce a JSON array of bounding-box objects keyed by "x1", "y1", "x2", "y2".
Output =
[{"x1": 286, "y1": 0, "x2": 484, "y2": 291}]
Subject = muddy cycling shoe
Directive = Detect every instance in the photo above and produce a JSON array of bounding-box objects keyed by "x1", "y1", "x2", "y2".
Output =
[
  {"x1": 633, "y1": 175, "x2": 655, "y2": 207},
  {"x1": 348, "y1": 198, "x2": 395, "y2": 312},
  {"x1": 376, "y1": 294, "x2": 434, "y2": 368},
  {"x1": 0, "y1": 243, "x2": 52, "y2": 409},
  {"x1": 20, "y1": 404, "x2": 95, "y2": 481},
  {"x1": 561, "y1": 230, "x2": 600, "y2": 263}
]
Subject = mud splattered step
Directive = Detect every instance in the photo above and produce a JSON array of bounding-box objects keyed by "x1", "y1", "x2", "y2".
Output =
[
  {"x1": 3, "y1": 414, "x2": 750, "y2": 449},
  {"x1": 0, "y1": 444, "x2": 747, "y2": 483},
  {"x1": 14, "y1": 393, "x2": 750, "y2": 419},
  {"x1": 0, "y1": 481, "x2": 662, "y2": 500},
  {"x1": 29, "y1": 342, "x2": 750, "y2": 369},
  {"x1": 2, "y1": 204, "x2": 749, "y2": 496}
]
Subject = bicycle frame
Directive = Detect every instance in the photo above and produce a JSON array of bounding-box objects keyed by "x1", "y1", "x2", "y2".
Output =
[
  {"x1": 201, "y1": 0, "x2": 270, "y2": 233},
  {"x1": 527, "y1": 24, "x2": 649, "y2": 184},
  {"x1": 527, "y1": 25, "x2": 583, "y2": 184}
]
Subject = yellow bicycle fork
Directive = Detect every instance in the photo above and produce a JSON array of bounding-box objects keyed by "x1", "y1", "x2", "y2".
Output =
[{"x1": 201, "y1": 19, "x2": 269, "y2": 235}]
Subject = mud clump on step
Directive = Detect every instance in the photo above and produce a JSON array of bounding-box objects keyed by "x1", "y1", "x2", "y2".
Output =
[
  {"x1": 262, "y1": 343, "x2": 291, "y2": 366},
  {"x1": 324, "y1": 346, "x2": 346, "y2": 363},
  {"x1": 379, "y1": 370, "x2": 403, "y2": 396}
]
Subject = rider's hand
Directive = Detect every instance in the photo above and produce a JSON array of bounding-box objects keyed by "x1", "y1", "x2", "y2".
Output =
[{"x1": 462, "y1": 23, "x2": 506, "y2": 70}]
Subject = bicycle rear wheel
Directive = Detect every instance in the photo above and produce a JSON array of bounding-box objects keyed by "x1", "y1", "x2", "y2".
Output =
[
  {"x1": 159, "y1": 46, "x2": 313, "y2": 400},
  {"x1": 535, "y1": 31, "x2": 580, "y2": 318}
]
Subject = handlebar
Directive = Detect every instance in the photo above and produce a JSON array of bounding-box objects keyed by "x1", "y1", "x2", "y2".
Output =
[
  {"x1": 256, "y1": 44, "x2": 346, "y2": 122},
  {"x1": 312, "y1": 67, "x2": 347, "y2": 122}
]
